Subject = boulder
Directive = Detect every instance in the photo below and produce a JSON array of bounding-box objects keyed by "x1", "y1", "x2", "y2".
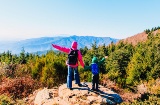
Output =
[{"x1": 33, "y1": 82, "x2": 123, "y2": 105}]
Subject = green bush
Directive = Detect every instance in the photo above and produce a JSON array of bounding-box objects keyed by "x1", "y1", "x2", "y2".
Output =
[{"x1": 0, "y1": 94, "x2": 15, "y2": 105}]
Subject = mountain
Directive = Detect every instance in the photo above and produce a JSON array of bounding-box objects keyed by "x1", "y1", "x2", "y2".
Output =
[
  {"x1": 122, "y1": 29, "x2": 160, "y2": 45},
  {"x1": 0, "y1": 35, "x2": 119, "y2": 54},
  {"x1": 122, "y1": 32, "x2": 148, "y2": 46}
]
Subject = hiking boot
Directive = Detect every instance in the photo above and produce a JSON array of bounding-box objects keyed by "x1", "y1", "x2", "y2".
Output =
[{"x1": 78, "y1": 84, "x2": 83, "y2": 87}]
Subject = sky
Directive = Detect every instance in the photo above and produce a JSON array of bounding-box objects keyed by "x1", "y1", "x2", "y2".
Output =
[{"x1": 0, "y1": 0, "x2": 160, "y2": 41}]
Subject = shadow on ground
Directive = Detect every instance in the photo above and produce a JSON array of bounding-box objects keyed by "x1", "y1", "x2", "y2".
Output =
[{"x1": 71, "y1": 82, "x2": 123, "y2": 104}]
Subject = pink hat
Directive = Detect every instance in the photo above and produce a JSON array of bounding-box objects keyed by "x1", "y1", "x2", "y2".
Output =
[{"x1": 71, "y1": 41, "x2": 77, "y2": 49}]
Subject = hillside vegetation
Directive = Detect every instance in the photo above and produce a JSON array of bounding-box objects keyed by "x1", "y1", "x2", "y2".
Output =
[{"x1": 0, "y1": 28, "x2": 160, "y2": 104}]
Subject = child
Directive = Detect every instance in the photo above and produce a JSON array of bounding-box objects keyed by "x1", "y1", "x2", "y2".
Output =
[{"x1": 84, "y1": 56, "x2": 108, "y2": 91}]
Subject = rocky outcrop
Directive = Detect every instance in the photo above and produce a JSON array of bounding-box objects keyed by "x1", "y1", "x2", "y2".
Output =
[
  {"x1": 34, "y1": 88, "x2": 58, "y2": 105},
  {"x1": 33, "y1": 82, "x2": 123, "y2": 105}
]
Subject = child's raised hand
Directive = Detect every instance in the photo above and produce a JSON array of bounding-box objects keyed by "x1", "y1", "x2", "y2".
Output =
[{"x1": 105, "y1": 56, "x2": 108, "y2": 59}]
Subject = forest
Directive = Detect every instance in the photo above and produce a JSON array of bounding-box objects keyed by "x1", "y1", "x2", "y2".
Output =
[{"x1": 0, "y1": 28, "x2": 160, "y2": 104}]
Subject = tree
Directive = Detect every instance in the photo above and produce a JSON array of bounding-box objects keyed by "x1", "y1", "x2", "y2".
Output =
[{"x1": 19, "y1": 47, "x2": 26, "y2": 64}]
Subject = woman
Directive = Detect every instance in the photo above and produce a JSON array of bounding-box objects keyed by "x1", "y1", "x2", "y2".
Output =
[{"x1": 52, "y1": 41, "x2": 84, "y2": 90}]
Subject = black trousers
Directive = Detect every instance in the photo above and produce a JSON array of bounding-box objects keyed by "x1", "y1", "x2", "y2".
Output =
[{"x1": 92, "y1": 74, "x2": 99, "y2": 90}]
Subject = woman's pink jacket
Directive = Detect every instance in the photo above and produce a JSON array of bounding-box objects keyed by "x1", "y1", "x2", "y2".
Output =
[{"x1": 52, "y1": 42, "x2": 84, "y2": 68}]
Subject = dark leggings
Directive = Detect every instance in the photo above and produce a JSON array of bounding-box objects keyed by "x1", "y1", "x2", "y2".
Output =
[{"x1": 92, "y1": 74, "x2": 99, "y2": 90}]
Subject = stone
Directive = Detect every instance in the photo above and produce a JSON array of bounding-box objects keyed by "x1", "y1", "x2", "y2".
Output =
[{"x1": 32, "y1": 81, "x2": 123, "y2": 105}]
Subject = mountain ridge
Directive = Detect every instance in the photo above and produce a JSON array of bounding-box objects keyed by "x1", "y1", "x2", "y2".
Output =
[{"x1": 0, "y1": 35, "x2": 119, "y2": 54}]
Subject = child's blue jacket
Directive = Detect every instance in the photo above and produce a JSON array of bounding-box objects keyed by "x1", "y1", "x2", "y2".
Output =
[{"x1": 84, "y1": 57, "x2": 105, "y2": 74}]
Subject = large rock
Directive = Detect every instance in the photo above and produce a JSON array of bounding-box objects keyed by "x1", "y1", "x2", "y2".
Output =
[
  {"x1": 33, "y1": 82, "x2": 123, "y2": 105},
  {"x1": 34, "y1": 88, "x2": 58, "y2": 105}
]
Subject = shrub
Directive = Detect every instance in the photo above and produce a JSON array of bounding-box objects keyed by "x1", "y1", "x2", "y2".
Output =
[
  {"x1": 0, "y1": 94, "x2": 15, "y2": 105},
  {"x1": 0, "y1": 76, "x2": 40, "y2": 99}
]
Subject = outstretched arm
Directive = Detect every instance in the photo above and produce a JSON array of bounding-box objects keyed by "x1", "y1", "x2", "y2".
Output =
[
  {"x1": 84, "y1": 65, "x2": 91, "y2": 71},
  {"x1": 98, "y1": 56, "x2": 108, "y2": 65},
  {"x1": 52, "y1": 44, "x2": 70, "y2": 54}
]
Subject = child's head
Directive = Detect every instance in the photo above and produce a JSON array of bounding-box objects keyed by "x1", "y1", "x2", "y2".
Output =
[{"x1": 92, "y1": 57, "x2": 98, "y2": 63}]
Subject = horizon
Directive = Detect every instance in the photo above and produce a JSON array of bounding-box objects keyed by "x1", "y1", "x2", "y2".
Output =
[
  {"x1": 0, "y1": 34, "x2": 120, "y2": 42},
  {"x1": 0, "y1": 0, "x2": 160, "y2": 41}
]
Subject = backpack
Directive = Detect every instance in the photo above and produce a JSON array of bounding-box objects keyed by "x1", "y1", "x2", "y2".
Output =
[
  {"x1": 67, "y1": 49, "x2": 78, "y2": 65},
  {"x1": 91, "y1": 63, "x2": 99, "y2": 75}
]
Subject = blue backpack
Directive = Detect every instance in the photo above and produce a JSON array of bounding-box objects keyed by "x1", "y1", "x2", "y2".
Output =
[{"x1": 91, "y1": 63, "x2": 99, "y2": 75}]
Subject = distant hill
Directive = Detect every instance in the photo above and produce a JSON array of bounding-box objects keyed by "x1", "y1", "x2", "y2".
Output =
[
  {"x1": 0, "y1": 35, "x2": 119, "y2": 54},
  {"x1": 122, "y1": 29, "x2": 160, "y2": 45},
  {"x1": 122, "y1": 32, "x2": 148, "y2": 45}
]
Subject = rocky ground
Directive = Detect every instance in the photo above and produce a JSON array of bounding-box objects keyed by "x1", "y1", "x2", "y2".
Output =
[{"x1": 26, "y1": 81, "x2": 123, "y2": 105}]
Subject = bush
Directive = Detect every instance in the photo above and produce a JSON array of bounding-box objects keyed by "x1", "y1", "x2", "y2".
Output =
[
  {"x1": 132, "y1": 94, "x2": 160, "y2": 105},
  {"x1": 0, "y1": 94, "x2": 15, "y2": 105},
  {"x1": 0, "y1": 76, "x2": 40, "y2": 99}
]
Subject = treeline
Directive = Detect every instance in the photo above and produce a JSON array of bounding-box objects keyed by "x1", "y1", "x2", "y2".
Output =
[
  {"x1": 145, "y1": 26, "x2": 160, "y2": 34},
  {"x1": 0, "y1": 50, "x2": 68, "y2": 88},
  {"x1": 106, "y1": 33, "x2": 160, "y2": 87}
]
